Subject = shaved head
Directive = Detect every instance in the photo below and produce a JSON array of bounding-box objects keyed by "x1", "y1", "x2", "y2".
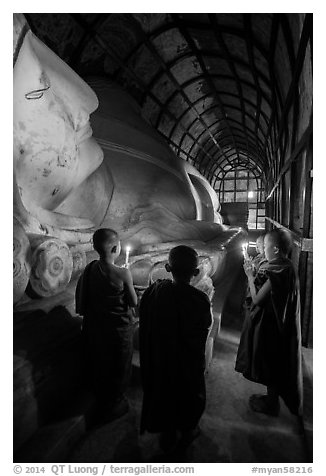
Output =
[
  {"x1": 92, "y1": 228, "x2": 119, "y2": 257},
  {"x1": 266, "y1": 229, "x2": 293, "y2": 257},
  {"x1": 168, "y1": 245, "x2": 198, "y2": 278}
]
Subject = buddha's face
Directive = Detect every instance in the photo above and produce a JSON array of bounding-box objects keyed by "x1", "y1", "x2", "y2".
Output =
[{"x1": 13, "y1": 31, "x2": 103, "y2": 211}]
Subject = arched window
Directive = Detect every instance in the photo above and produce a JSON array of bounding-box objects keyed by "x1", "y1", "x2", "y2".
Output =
[{"x1": 215, "y1": 166, "x2": 265, "y2": 229}]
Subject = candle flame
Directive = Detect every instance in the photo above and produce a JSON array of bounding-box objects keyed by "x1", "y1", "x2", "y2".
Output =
[
  {"x1": 126, "y1": 245, "x2": 131, "y2": 252},
  {"x1": 242, "y1": 242, "x2": 249, "y2": 258}
]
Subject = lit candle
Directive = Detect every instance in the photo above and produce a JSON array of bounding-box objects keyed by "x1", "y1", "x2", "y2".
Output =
[
  {"x1": 242, "y1": 242, "x2": 249, "y2": 260},
  {"x1": 125, "y1": 245, "x2": 131, "y2": 267}
]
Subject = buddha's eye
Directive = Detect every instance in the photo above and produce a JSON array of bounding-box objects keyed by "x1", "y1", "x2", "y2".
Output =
[{"x1": 25, "y1": 85, "x2": 50, "y2": 100}]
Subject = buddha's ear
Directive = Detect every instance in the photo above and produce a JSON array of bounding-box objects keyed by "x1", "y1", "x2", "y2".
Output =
[
  {"x1": 274, "y1": 246, "x2": 279, "y2": 255},
  {"x1": 111, "y1": 245, "x2": 117, "y2": 254},
  {"x1": 165, "y1": 263, "x2": 172, "y2": 273},
  {"x1": 193, "y1": 268, "x2": 200, "y2": 277}
]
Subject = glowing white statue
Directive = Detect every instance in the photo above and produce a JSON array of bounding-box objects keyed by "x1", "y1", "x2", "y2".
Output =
[
  {"x1": 13, "y1": 15, "x2": 244, "y2": 306},
  {"x1": 14, "y1": 30, "x2": 103, "y2": 216}
]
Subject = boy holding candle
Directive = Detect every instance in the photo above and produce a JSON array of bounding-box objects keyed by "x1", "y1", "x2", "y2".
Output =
[
  {"x1": 138, "y1": 245, "x2": 212, "y2": 454},
  {"x1": 236, "y1": 229, "x2": 302, "y2": 417},
  {"x1": 76, "y1": 228, "x2": 137, "y2": 423}
]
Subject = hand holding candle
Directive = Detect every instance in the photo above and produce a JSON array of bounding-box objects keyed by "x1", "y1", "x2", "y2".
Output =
[
  {"x1": 243, "y1": 259, "x2": 254, "y2": 279},
  {"x1": 125, "y1": 245, "x2": 131, "y2": 268},
  {"x1": 242, "y1": 242, "x2": 249, "y2": 261}
]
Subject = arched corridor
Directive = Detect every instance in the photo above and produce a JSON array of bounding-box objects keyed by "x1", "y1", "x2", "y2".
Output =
[{"x1": 13, "y1": 12, "x2": 313, "y2": 465}]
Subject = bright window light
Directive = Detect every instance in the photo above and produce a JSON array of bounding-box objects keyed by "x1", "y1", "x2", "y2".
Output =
[{"x1": 248, "y1": 191, "x2": 254, "y2": 198}]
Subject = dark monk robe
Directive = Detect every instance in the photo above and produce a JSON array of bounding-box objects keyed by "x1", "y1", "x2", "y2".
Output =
[
  {"x1": 235, "y1": 257, "x2": 303, "y2": 415},
  {"x1": 76, "y1": 261, "x2": 133, "y2": 407},
  {"x1": 139, "y1": 279, "x2": 212, "y2": 434}
]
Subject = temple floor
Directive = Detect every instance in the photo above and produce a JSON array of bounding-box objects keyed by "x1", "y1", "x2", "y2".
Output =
[{"x1": 68, "y1": 267, "x2": 311, "y2": 464}]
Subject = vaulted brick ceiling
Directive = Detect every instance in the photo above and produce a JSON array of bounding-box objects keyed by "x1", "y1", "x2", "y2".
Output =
[{"x1": 25, "y1": 13, "x2": 312, "y2": 189}]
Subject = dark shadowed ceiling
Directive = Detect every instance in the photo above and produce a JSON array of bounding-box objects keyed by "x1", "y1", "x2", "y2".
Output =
[{"x1": 25, "y1": 13, "x2": 312, "y2": 190}]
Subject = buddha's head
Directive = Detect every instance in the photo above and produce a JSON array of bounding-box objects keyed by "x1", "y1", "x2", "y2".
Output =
[{"x1": 13, "y1": 29, "x2": 103, "y2": 212}]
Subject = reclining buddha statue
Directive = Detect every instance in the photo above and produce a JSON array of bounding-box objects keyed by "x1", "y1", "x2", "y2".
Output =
[{"x1": 13, "y1": 14, "x2": 245, "y2": 307}]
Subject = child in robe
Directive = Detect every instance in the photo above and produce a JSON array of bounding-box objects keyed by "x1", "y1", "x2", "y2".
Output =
[
  {"x1": 76, "y1": 228, "x2": 137, "y2": 422},
  {"x1": 236, "y1": 229, "x2": 302, "y2": 417},
  {"x1": 139, "y1": 245, "x2": 212, "y2": 453}
]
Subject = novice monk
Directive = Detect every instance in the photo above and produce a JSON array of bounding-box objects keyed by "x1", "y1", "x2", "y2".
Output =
[
  {"x1": 76, "y1": 228, "x2": 137, "y2": 422},
  {"x1": 235, "y1": 229, "x2": 303, "y2": 417},
  {"x1": 139, "y1": 245, "x2": 212, "y2": 453},
  {"x1": 251, "y1": 234, "x2": 267, "y2": 275}
]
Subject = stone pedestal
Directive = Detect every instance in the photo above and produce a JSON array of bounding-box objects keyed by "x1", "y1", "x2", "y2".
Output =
[
  {"x1": 27, "y1": 235, "x2": 73, "y2": 298},
  {"x1": 14, "y1": 217, "x2": 32, "y2": 304}
]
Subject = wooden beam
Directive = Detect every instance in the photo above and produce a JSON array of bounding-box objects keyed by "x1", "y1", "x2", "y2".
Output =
[
  {"x1": 263, "y1": 13, "x2": 312, "y2": 157},
  {"x1": 264, "y1": 217, "x2": 313, "y2": 253},
  {"x1": 265, "y1": 119, "x2": 312, "y2": 200}
]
